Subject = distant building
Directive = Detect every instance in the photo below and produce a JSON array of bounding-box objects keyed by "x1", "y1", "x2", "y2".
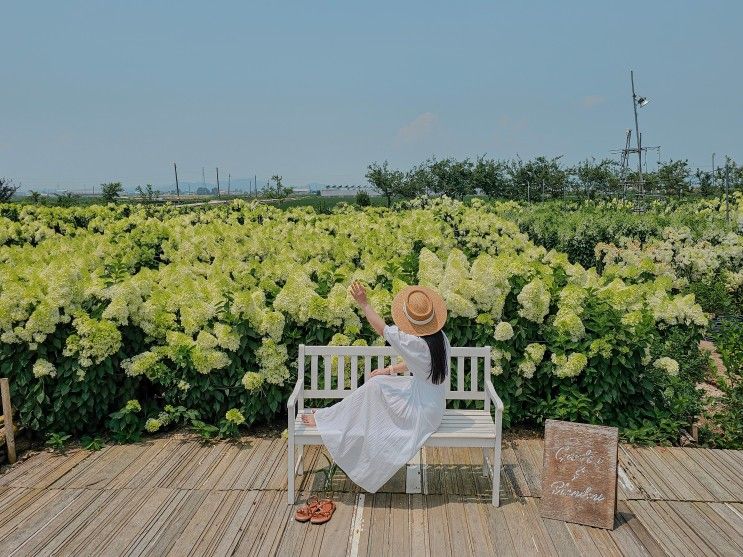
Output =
[
  {"x1": 291, "y1": 187, "x2": 312, "y2": 195},
  {"x1": 320, "y1": 185, "x2": 376, "y2": 197}
]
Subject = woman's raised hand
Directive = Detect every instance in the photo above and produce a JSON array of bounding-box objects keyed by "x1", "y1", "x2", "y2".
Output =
[
  {"x1": 349, "y1": 281, "x2": 368, "y2": 306},
  {"x1": 369, "y1": 367, "x2": 389, "y2": 378}
]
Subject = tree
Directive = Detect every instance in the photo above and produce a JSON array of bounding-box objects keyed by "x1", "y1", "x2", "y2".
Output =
[
  {"x1": 29, "y1": 191, "x2": 42, "y2": 203},
  {"x1": 355, "y1": 190, "x2": 371, "y2": 207},
  {"x1": 657, "y1": 160, "x2": 691, "y2": 198},
  {"x1": 571, "y1": 158, "x2": 619, "y2": 197},
  {"x1": 135, "y1": 184, "x2": 160, "y2": 204},
  {"x1": 429, "y1": 157, "x2": 474, "y2": 199},
  {"x1": 266, "y1": 175, "x2": 293, "y2": 201},
  {"x1": 101, "y1": 182, "x2": 124, "y2": 202},
  {"x1": 507, "y1": 156, "x2": 568, "y2": 200},
  {"x1": 53, "y1": 192, "x2": 81, "y2": 207},
  {"x1": 366, "y1": 161, "x2": 403, "y2": 207},
  {"x1": 695, "y1": 169, "x2": 714, "y2": 197},
  {"x1": 472, "y1": 156, "x2": 509, "y2": 199},
  {"x1": 0, "y1": 178, "x2": 19, "y2": 202},
  {"x1": 399, "y1": 163, "x2": 432, "y2": 200}
]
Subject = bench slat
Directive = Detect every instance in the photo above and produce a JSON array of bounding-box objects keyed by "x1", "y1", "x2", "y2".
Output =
[
  {"x1": 310, "y1": 355, "x2": 318, "y2": 390},
  {"x1": 364, "y1": 356, "x2": 372, "y2": 381},
  {"x1": 470, "y1": 356, "x2": 478, "y2": 392},
  {"x1": 324, "y1": 356, "x2": 332, "y2": 391},
  {"x1": 338, "y1": 355, "x2": 345, "y2": 391},
  {"x1": 350, "y1": 356, "x2": 358, "y2": 389},
  {"x1": 456, "y1": 356, "x2": 465, "y2": 392}
]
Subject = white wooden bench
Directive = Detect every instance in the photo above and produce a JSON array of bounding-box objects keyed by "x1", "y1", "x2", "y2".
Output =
[{"x1": 287, "y1": 344, "x2": 504, "y2": 506}]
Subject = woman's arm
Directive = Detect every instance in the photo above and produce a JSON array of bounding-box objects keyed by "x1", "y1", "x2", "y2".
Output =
[
  {"x1": 349, "y1": 281, "x2": 386, "y2": 336},
  {"x1": 370, "y1": 360, "x2": 408, "y2": 378}
]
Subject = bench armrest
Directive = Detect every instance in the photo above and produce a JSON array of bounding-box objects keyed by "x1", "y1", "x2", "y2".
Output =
[
  {"x1": 287, "y1": 376, "x2": 303, "y2": 411},
  {"x1": 485, "y1": 378, "x2": 504, "y2": 413}
]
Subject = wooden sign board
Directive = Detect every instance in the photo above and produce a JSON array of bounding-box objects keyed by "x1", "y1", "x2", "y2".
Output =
[{"x1": 540, "y1": 419, "x2": 619, "y2": 530}]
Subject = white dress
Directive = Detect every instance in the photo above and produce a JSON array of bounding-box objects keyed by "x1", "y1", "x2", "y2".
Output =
[{"x1": 314, "y1": 324, "x2": 450, "y2": 493}]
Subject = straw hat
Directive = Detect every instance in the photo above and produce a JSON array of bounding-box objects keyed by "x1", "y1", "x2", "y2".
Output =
[{"x1": 391, "y1": 285, "x2": 447, "y2": 336}]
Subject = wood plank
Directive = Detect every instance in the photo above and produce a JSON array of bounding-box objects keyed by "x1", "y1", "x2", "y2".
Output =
[
  {"x1": 500, "y1": 443, "x2": 531, "y2": 497},
  {"x1": 228, "y1": 489, "x2": 284, "y2": 556},
  {"x1": 55, "y1": 488, "x2": 153, "y2": 555},
  {"x1": 313, "y1": 491, "x2": 355, "y2": 557},
  {"x1": 461, "y1": 494, "x2": 494, "y2": 555},
  {"x1": 480, "y1": 493, "x2": 518, "y2": 556},
  {"x1": 615, "y1": 501, "x2": 667, "y2": 557},
  {"x1": 9, "y1": 488, "x2": 116, "y2": 556},
  {"x1": 0, "y1": 491, "x2": 91, "y2": 555},
  {"x1": 445, "y1": 494, "x2": 474, "y2": 557},
  {"x1": 665, "y1": 447, "x2": 737, "y2": 502},
  {"x1": 667, "y1": 501, "x2": 740, "y2": 556},
  {"x1": 635, "y1": 447, "x2": 701, "y2": 501},
  {"x1": 203, "y1": 490, "x2": 261, "y2": 556},
  {"x1": 165, "y1": 490, "x2": 236, "y2": 556},
  {"x1": 96, "y1": 488, "x2": 182, "y2": 555},
  {"x1": 410, "y1": 493, "x2": 430, "y2": 557},
  {"x1": 366, "y1": 492, "x2": 392, "y2": 556},
  {"x1": 105, "y1": 438, "x2": 174, "y2": 489},
  {"x1": 425, "y1": 493, "x2": 452, "y2": 557},
  {"x1": 584, "y1": 524, "x2": 624, "y2": 557},
  {"x1": 260, "y1": 493, "x2": 297, "y2": 557},
  {"x1": 616, "y1": 462, "x2": 643, "y2": 500},
  {"x1": 619, "y1": 446, "x2": 665, "y2": 500},
  {"x1": 350, "y1": 492, "x2": 373, "y2": 557},
  {"x1": 624, "y1": 500, "x2": 682, "y2": 555},
  {"x1": 707, "y1": 502, "x2": 743, "y2": 551},
  {"x1": 511, "y1": 440, "x2": 541, "y2": 497},
  {"x1": 500, "y1": 497, "x2": 550, "y2": 555},
  {"x1": 541, "y1": 517, "x2": 582, "y2": 556},
  {"x1": 122, "y1": 437, "x2": 180, "y2": 489},
  {"x1": 387, "y1": 493, "x2": 410, "y2": 557},
  {"x1": 20, "y1": 450, "x2": 90, "y2": 489},
  {"x1": 695, "y1": 449, "x2": 743, "y2": 491},
  {"x1": 564, "y1": 522, "x2": 602, "y2": 556},
  {"x1": 0, "y1": 488, "x2": 64, "y2": 534}
]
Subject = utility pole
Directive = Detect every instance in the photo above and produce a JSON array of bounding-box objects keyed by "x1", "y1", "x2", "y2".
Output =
[
  {"x1": 173, "y1": 162, "x2": 180, "y2": 198},
  {"x1": 216, "y1": 167, "x2": 220, "y2": 196},
  {"x1": 228, "y1": 173, "x2": 231, "y2": 195},
  {"x1": 712, "y1": 153, "x2": 716, "y2": 192},
  {"x1": 202, "y1": 167, "x2": 206, "y2": 191},
  {"x1": 725, "y1": 157, "x2": 730, "y2": 225},
  {"x1": 631, "y1": 70, "x2": 643, "y2": 195}
]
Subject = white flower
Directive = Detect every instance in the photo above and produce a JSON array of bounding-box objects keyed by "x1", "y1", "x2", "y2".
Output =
[
  {"x1": 32, "y1": 358, "x2": 56, "y2": 378},
  {"x1": 494, "y1": 321, "x2": 514, "y2": 341},
  {"x1": 653, "y1": 356, "x2": 679, "y2": 376}
]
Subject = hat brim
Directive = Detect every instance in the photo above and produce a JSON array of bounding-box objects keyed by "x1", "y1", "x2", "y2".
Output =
[{"x1": 391, "y1": 285, "x2": 448, "y2": 336}]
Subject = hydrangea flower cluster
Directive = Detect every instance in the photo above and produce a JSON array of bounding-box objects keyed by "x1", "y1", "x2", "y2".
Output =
[
  {"x1": 551, "y1": 352, "x2": 588, "y2": 378},
  {"x1": 653, "y1": 356, "x2": 680, "y2": 376}
]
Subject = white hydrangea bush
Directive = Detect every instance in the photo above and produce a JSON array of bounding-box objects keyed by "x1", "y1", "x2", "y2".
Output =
[{"x1": 0, "y1": 197, "x2": 714, "y2": 434}]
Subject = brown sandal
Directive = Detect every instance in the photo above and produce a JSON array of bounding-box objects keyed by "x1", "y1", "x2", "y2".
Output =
[
  {"x1": 310, "y1": 499, "x2": 336, "y2": 525},
  {"x1": 294, "y1": 496, "x2": 320, "y2": 522}
]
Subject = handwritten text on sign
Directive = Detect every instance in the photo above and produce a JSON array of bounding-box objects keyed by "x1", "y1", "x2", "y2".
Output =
[{"x1": 541, "y1": 420, "x2": 619, "y2": 530}]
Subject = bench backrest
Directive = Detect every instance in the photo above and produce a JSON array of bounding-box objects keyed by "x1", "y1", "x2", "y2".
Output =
[{"x1": 298, "y1": 344, "x2": 491, "y2": 401}]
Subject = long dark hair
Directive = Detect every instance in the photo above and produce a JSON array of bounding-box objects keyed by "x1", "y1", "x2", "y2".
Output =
[{"x1": 421, "y1": 330, "x2": 448, "y2": 385}]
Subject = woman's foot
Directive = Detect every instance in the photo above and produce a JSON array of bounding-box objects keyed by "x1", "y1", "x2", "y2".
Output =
[{"x1": 301, "y1": 412, "x2": 316, "y2": 426}]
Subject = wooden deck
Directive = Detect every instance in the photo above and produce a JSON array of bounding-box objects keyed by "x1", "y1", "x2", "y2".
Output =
[{"x1": 1, "y1": 433, "x2": 742, "y2": 556}]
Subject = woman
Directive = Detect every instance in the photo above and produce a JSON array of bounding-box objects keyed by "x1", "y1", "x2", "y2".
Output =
[{"x1": 301, "y1": 281, "x2": 450, "y2": 494}]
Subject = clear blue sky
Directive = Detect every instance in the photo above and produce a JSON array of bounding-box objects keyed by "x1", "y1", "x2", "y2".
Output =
[{"x1": 3, "y1": 1, "x2": 741, "y2": 191}]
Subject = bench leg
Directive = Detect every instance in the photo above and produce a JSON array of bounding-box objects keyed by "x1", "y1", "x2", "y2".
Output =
[
  {"x1": 492, "y1": 442, "x2": 501, "y2": 507},
  {"x1": 288, "y1": 438, "x2": 295, "y2": 505},
  {"x1": 482, "y1": 448, "x2": 488, "y2": 477},
  {"x1": 297, "y1": 444, "x2": 304, "y2": 475}
]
